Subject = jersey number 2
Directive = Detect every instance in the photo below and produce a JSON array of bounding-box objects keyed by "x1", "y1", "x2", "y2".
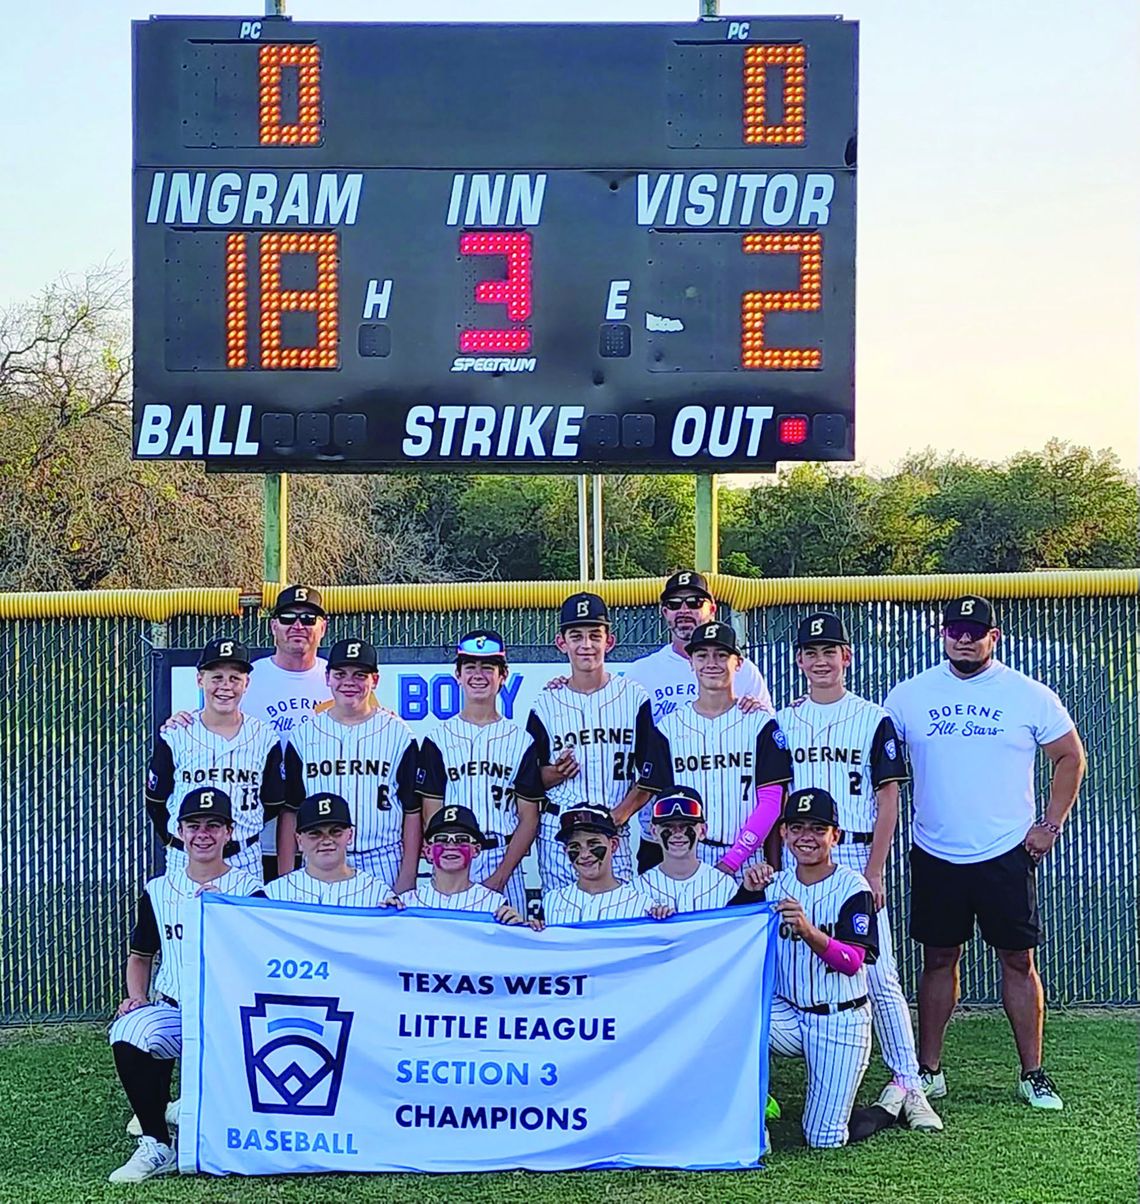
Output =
[{"x1": 848, "y1": 771, "x2": 862, "y2": 796}]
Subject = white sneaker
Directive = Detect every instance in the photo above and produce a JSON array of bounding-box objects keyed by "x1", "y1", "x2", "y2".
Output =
[
  {"x1": 108, "y1": 1136, "x2": 176, "y2": 1183},
  {"x1": 126, "y1": 1099, "x2": 180, "y2": 1137},
  {"x1": 873, "y1": 1082, "x2": 907, "y2": 1119},
  {"x1": 1018, "y1": 1068, "x2": 1063, "y2": 1110},
  {"x1": 920, "y1": 1066, "x2": 947, "y2": 1099},
  {"x1": 902, "y1": 1086, "x2": 945, "y2": 1131}
]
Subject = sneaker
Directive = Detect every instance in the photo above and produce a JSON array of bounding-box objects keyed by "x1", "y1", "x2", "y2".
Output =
[
  {"x1": 108, "y1": 1136, "x2": 176, "y2": 1183},
  {"x1": 126, "y1": 1099, "x2": 180, "y2": 1137},
  {"x1": 765, "y1": 1094, "x2": 781, "y2": 1121},
  {"x1": 1018, "y1": 1068, "x2": 1063, "y2": 1111},
  {"x1": 902, "y1": 1087, "x2": 944, "y2": 1131},
  {"x1": 919, "y1": 1065, "x2": 947, "y2": 1099},
  {"x1": 874, "y1": 1082, "x2": 906, "y2": 1119}
]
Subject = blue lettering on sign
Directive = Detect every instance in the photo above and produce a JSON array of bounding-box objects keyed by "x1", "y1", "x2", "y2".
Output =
[
  {"x1": 400, "y1": 673, "x2": 522, "y2": 721},
  {"x1": 227, "y1": 1127, "x2": 358, "y2": 1154},
  {"x1": 431, "y1": 676, "x2": 461, "y2": 719},
  {"x1": 498, "y1": 675, "x2": 522, "y2": 718}
]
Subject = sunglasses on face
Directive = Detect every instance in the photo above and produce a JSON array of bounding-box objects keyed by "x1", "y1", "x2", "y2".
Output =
[
  {"x1": 432, "y1": 833, "x2": 478, "y2": 846},
  {"x1": 652, "y1": 796, "x2": 703, "y2": 821},
  {"x1": 944, "y1": 621, "x2": 990, "y2": 641},
  {"x1": 276, "y1": 612, "x2": 321, "y2": 627},
  {"x1": 662, "y1": 596, "x2": 707, "y2": 611}
]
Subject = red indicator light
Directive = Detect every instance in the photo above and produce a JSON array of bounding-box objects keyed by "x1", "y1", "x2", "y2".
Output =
[
  {"x1": 459, "y1": 231, "x2": 532, "y2": 354},
  {"x1": 778, "y1": 415, "x2": 809, "y2": 444}
]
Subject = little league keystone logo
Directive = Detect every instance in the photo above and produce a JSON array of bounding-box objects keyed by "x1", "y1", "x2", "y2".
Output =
[{"x1": 241, "y1": 994, "x2": 354, "y2": 1116}]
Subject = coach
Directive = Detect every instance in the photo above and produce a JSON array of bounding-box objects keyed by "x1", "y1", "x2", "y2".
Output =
[{"x1": 884, "y1": 595, "x2": 1085, "y2": 1112}]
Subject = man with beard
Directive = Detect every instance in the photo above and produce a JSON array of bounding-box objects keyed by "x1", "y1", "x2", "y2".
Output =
[{"x1": 884, "y1": 596, "x2": 1085, "y2": 1111}]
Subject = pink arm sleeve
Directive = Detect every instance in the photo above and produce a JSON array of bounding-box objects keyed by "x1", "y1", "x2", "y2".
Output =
[
  {"x1": 818, "y1": 937, "x2": 867, "y2": 975},
  {"x1": 719, "y1": 783, "x2": 783, "y2": 873}
]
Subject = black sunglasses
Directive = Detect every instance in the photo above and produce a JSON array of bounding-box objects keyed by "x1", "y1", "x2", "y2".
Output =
[
  {"x1": 276, "y1": 612, "x2": 321, "y2": 626},
  {"x1": 662, "y1": 596, "x2": 707, "y2": 611}
]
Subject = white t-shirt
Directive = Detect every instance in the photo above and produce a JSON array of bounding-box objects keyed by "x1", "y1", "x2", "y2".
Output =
[
  {"x1": 883, "y1": 660, "x2": 1074, "y2": 864},
  {"x1": 243, "y1": 655, "x2": 329, "y2": 854},
  {"x1": 626, "y1": 644, "x2": 773, "y2": 725}
]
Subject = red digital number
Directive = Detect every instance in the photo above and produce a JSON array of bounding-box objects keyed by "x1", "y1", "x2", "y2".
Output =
[
  {"x1": 259, "y1": 44, "x2": 322, "y2": 146},
  {"x1": 224, "y1": 232, "x2": 339, "y2": 370},
  {"x1": 458, "y1": 231, "x2": 532, "y2": 353},
  {"x1": 741, "y1": 232, "x2": 822, "y2": 369},
  {"x1": 743, "y1": 44, "x2": 806, "y2": 145}
]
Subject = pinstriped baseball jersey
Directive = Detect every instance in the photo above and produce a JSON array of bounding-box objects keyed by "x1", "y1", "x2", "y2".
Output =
[
  {"x1": 626, "y1": 644, "x2": 774, "y2": 724},
  {"x1": 404, "y1": 881, "x2": 505, "y2": 912},
  {"x1": 652, "y1": 706, "x2": 793, "y2": 844},
  {"x1": 283, "y1": 708, "x2": 420, "y2": 851},
  {"x1": 264, "y1": 868, "x2": 395, "y2": 906},
  {"x1": 129, "y1": 866, "x2": 263, "y2": 1003},
  {"x1": 543, "y1": 882, "x2": 653, "y2": 923},
  {"x1": 146, "y1": 714, "x2": 285, "y2": 844},
  {"x1": 769, "y1": 864, "x2": 878, "y2": 1008},
  {"x1": 416, "y1": 717, "x2": 544, "y2": 839},
  {"x1": 639, "y1": 863, "x2": 736, "y2": 912},
  {"x1": 776, "y1": 694, "x2": 908, "y2": 833}
]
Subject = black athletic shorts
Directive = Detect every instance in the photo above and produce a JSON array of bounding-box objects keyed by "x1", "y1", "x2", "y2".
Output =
[{"x1": 909, "y1": 842, "x2": 1041, "y2": 950}]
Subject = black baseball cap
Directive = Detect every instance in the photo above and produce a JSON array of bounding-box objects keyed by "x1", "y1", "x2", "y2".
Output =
[
  {"x1": 686, "y1": 620, "x2": 740, "y2": 656},
  {"x1": 425, "y1": 804, "x2": 487, "y2": 844},
  {"x1": 661, "y1": 570, "x2": 713, "y2": 602},
  {"x1": 943, "y1": 595, "x2": 996, "y2": 628},
  {"x1": 651, "y1": 786, "x2": 706, "y2": 824},
  {"x1": 327, "y1": 638, "x2": 379, "y2": 672},
  {"x1": 197, "y1": 637, "x2": 253, "y2": 673},
  {"x1": 456, "y1": 629, "x2": 508, "y2": 664},
  {"x1": 177, "y1": 787, "x2": 234, "y2": 823},
  {"x1": 296, "y1": 792, "x2": 353, "y2": 832},
  {"x1": 271, "y1": 585, "x2": 326, "y2": 617},
  {"x1": 796, "y1": 612, "x2": 851, "y2": 648},
  {"x1": 555, "y1": 804, "x2": 619, "y2": 842},
  {"x1": 559, "y1": 592, "x2": 610, "y2": 630},
  {"x1": 780, "y1": 788, "x2": 840, "y2": 828}
]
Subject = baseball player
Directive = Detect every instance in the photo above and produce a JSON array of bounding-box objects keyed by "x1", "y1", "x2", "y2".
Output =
[
  {"x1": 751, "y1": 787, "x2": 879, "y2": 1149},
  {"x1": 281, "y1": 639, "x2": 421, "y2": 893},
  {"x1": 884, "y1": 594, "x2": 1085, "y2": 1111},
  {"x1": 265, "y1": 791, "x2": 401, "y2": 907},
  {"x1": 758, "y1": 612, "x2": 942, "y2": 1131},
  {"x1": 403, "y1": 804, "x2": 531, "y2": 925},
  {"x1": 638, "y1": 787, "x2": 739, "y2": 912},
  {"x1": 542, "y1": 804, "x2": 671, "y2": 924},
  {"x1": 526, "y1": 593, "x2": 660, "y2": 891},
  {"x1": 145, "y1": 638, "x2": 286, "y2": 881},
  {"x1": 416, "y1": 630, "x2": 543, "y2": 913},
  {"x1": 642, "y1": 622, "x2": 792, "y2": 877},
  {"x1": 109, "y1": 788, "x2": 263, "y2": 1183}
]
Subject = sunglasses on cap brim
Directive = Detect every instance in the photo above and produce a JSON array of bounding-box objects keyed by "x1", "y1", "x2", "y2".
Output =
[
  {"x1": 457, "y1": 636, "x2": 507, "y2": 657},
  {"x1": 652, "y1": 797, "x2": 704, "y2": 821}
]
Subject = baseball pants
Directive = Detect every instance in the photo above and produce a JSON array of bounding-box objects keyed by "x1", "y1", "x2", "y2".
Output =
[
  {"x1": 832, "y1": 841, "x2": 922, "y2": 1089},
  {"x1": 109, "y1": 1001, "x2": 182, "y2": 1059},
  {"x1": 165, "y1": 841, "x2": 264, "y2": 881},
  {"x1": 349, "y1": 843, "x2": 406, "y2": 890},
  {"x1": 478, "y1": 840, "x2": 528, "y2": 915},
  {"x1": 769, "y1": 996, "x2": 872, "y2": 1148},
  {"x1": 536, "y1": 819, "x2": 633, "y2": 892}
]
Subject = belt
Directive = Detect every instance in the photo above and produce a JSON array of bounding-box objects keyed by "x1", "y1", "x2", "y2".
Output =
[
  {"x1": 482, "y1": 835, "x2": 501, "y2": 849},
  {"x1": 544, "y1": 802, "x2": 561, "y2": 817},
  {"x1": 157, "y1": 994, "x2": 180, "y2": 1009},
  {"x1": 790, "y1": 995, "x2": 868, "y2": 1017},
  {"x1": 701, "y1": 838, "x2": 730, "y2": 848},
  {"x1": 169, "y1": 833, "x2": 260, "y2": 854},
  {"x1": 838, "y1": 831, "x2": 874, "y2": 846}
]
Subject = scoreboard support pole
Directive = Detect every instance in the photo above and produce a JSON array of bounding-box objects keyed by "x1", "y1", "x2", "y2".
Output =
[
  {"x1": 264, "y1": 473, "x2": 288, "y2": 584},
  {"x1": 577, "y1": 476, "x2": 590, "y2": 580}
]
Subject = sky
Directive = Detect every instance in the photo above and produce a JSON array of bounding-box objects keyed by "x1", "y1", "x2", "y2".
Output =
[{"x1": 2, "y1": 0, "x2": 1136, "y2": 472}]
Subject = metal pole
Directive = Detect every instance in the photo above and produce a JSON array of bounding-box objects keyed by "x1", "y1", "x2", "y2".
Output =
[
  {"x1": 577, "y1": 475, "x2": 590, "y2": 581},
  {"x1": 264, "y1": 473, "x2": 289, "y2": 583},
  {"x1": 592, "y1": 475, "x2": 604, "y2": 581}
]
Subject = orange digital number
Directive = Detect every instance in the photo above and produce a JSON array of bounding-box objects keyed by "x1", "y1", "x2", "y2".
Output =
[
  {"x1": 741, "y1": 232, "x2": 822, "y2": 370},
  {"x1": 259, "y1": 44, "x2": 322, "y2": 146},
  {"x1": 743, "y1": 44, "x2": 806, "y2": 146}
]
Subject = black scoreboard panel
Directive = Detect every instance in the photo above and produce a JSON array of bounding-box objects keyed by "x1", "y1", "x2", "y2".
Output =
[{"x1": 132, "y1": 17, "x2": 858, "y2": 471}]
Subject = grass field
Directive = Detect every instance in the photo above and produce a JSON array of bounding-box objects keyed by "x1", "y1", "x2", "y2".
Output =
[{"x1": 1, "y1": 1012, "x2": 1135, "y2": 1204}]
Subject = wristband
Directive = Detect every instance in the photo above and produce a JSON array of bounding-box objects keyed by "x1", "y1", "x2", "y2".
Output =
[{"x1": 1033, "y1": 820, "x2": 1062, "y2": 837}]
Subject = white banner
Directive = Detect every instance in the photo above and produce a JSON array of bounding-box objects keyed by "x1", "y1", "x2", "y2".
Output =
[{"x1": 179, "y1": 895, "x2": 778, "y2": 1175}]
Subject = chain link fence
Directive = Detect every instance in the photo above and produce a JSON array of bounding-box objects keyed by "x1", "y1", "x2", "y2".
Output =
[{"x1": 2, "y1": 591, "x2": 1136, "y2": 1023}]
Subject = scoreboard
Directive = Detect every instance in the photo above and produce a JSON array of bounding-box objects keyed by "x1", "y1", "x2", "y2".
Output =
[{"x1": 131, "y1": 16, "x2": 858, "y2": 471}]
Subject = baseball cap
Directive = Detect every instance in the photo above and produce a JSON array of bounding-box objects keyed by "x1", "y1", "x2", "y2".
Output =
[
  {"x1": 780, "y1": 787, "x2": 840, "y2": 828},
  {"x1": 686, "y1": 620, "x2": 740, "y2": 656},
  {"x1": 559, "y1": 592, "x2": 610, "y2": 630},
  {"x1": 555, "y1": 804, "x2": 619, "y2": 842},
  {"x1": 795, "y1": 612, "x2": 851, "y2": 648},
  {"x1": 456, "y1": 629, "x2": 508, "y2": 664},
  {"x1": 197, "y1": 637, "x2": 253, "y2": 672},
  {"x1": 177, "y1": 787, "x2": 234, "y2": 823},
  {"x1": 661, "y1": 570, "x2": 713, "y2": 602},
  {"x1": 296, "y1": 792, "x2": 353, "y2": 832},
  {"x1": 425, "y1": 804, "x2": 487, "y2": 844},
  {"x1": 327, "y1": 638, "x2": 379, "y2": 672},
  {"x1": 943, "y1": 595, "x2": 996, "y2": 628},
  {"x1": 271, "y1": 585, "x2": 326, "y2": 617},
  {"x1": 651, "y1": 786, "x2": 706, "y2": 824}
]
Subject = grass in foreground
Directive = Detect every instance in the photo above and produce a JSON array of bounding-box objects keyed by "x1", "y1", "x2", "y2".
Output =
[{"x1": 0, "y1": 1012, "x2": 1135, "y2": 1204}]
